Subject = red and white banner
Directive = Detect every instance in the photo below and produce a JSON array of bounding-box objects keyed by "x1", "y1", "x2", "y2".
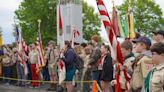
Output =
[
  {"x1": 96, "y1": 0, "x2": 129, "y2": 92},
  {"x1": 71, "y1": 27, "x2": 80, "y2": 48}
]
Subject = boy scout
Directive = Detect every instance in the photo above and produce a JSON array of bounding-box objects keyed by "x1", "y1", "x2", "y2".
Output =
[
  {"x1": 144, "y1": 42, "x2": 164, "y2": 92},
  {"x1": 46, "y1": 41, "x2": 59, "y2": 91},
  {"x1": 131, "y1": 36, "x2": 154, "y2": 92}
]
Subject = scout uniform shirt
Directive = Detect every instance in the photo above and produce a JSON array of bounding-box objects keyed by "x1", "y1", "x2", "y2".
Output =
[
  {"x1": 150, "y1": 63, "x2": 164, "y2": 92},
  {"x1": 29, "y1": 50, "x2": 38, "y2": 64}
]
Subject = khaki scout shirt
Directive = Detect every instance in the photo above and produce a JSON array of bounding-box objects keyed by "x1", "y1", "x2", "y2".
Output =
[
  {"x1": 139, "y1": 56, "x2": 153, "y2": 78},
  {"x1": 29, "y1": 50, "x2": 38, "y2": 64},
  {"x1": 150, "y1": 64, "x2": 164, "y2": 92}
]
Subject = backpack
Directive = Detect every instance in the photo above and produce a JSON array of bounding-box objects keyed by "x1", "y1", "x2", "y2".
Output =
[{"x1": 74, "y1": 54, "x2": 84, "y2": 70}]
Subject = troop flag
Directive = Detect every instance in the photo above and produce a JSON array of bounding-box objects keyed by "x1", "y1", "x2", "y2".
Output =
[
  {"x1": 57, "y1": 0, "x2": 66, "y2": 85},
  {"x1": 127, "y1": 8, "x2": 136, "y2": 39},
  {"x1": 71, "y1": 27, "x2": 80, "y2": 48}
]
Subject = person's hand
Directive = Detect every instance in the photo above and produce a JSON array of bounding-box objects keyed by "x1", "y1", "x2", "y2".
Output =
[
  {"x1": 111, "y1": 80, "x2": 117, "y2": 86},
  {"x1": 87, "y1": 65, "x2": 91, "y2": 69}
]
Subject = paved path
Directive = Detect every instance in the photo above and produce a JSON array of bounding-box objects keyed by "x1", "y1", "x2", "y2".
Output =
[{"x1": 0, "y1": 83, "x2": 55, "y2": 92}]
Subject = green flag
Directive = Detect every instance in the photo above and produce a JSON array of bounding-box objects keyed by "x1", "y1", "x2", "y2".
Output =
[
  {"x1": 117, "y1": 12, "x2": 125, "y2": 38},
  {"x1": 122, "y1": 15, "x2": 129, "y2": 38}
]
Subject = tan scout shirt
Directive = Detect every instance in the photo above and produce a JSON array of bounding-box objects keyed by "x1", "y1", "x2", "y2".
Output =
[
  {"x1": 139, "y1": 56, "x2": 153, "y2": 78},
  {"x1": 150, "y1": 64, "x2": 164, "y2": 92},
  {"x1": 29, "y1": 50, "x2": 38, "y2": 64},
  {"x1": 48, "y1": 49, "x2": 58, "y2": 65}
]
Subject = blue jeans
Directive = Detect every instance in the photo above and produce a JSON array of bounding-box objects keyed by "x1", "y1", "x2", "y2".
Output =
[
  {"x1": 42, "y1": 66, "x2": 50, "y2": 81},
  {"x1": 91, "y1": 71, "x2": 99, "y2": 81},
  {"x1": 3, "y1": 66, "x2": 11, "y2": 83},
  {"x1": 26, "y1": 62, "x2": 32, "y2": 80},
  {"x1": 17, "y1": 63, "x2": 25, "y2": 84}
]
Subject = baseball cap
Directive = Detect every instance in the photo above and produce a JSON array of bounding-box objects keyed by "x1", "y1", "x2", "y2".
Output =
[
  {"x1": 152, "y1": 30, "x2": 164, "y2": 36},
  {"x1": 132, "y1": 36, "x2": 151, "y2": 46}
]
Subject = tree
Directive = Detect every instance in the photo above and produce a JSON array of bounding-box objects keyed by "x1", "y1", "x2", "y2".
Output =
[
  {"x1": 15, "y1": 0, "x2": 101, "y2": 45},
  {"x1": 15, "y1": 0, "x2": 57, "y2": 45},
  {"x1": 117, "y1": 0, "x2": 164, "y2": 36},
  {"x1": 82, "y1": 1, "x2": 101, "y2": 41}
]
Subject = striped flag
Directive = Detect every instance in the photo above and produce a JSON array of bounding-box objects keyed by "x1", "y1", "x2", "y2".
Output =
[
  {"x1": 15, "y1": 26, "x2": 28, "y2": 75},
  {"x1": 96, "y1": 0, "x2": 129, "y2": 92},
  {"x1": 36, "y1": 31, "x2": 45, "y2": 70}
]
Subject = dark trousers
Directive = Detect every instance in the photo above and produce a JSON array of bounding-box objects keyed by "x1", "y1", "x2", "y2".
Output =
[
  {"x1": 27, "y1": 62, "x2": 32, "y2": 80},
  {"x1": 42, "y1": 61, "x2": 50, "y2": 81},
  {"x1": 3, "y1": 66, "x2": 11, "y2": 83},
  {"x1": 10, "y1": 64, "x2": 17, "y2": 84}
]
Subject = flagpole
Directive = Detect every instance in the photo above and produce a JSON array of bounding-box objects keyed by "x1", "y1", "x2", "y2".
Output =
[{"x1": 37, "y1": 19, "x2": 41, "y2": 39}]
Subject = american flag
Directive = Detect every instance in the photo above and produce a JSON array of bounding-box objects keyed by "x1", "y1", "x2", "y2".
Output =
[
  {"x1": 15, "y1": 26, "x2": 28, "y2": 75},
  {"x1": 96, "y1": 0, "x2": 129, "y2": 92},
  {"x1": 36, "y1": 31, "x2": 45, "y2": 69}
]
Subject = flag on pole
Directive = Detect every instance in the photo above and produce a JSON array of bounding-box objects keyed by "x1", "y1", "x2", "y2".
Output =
[
  {"x1": 0, "y1": 33, "x2": 3, "y2": 47},
  {"x1": 36, "y1": 20, "x2": 45, "y2": 73},
  {"x1": 57, "y1": 0, "x2": 65, "y2": 50},
  {"x1": 128, "y1": 8, "x2": 135, "y2": 39},
  {"x1": 15, "y1": 26, "x2": 28, "y2": 75},
  {"x1": 122, "y1": 15, "x2": 129, "y2": 38},
  {"x1": 57, "y1": 0, "x2": 66, "y2": 85},
  {"x1": 58, "y1": 55, "x2": 66, "y2": 85},
  {"x1": 59, "y1": 2, "x2": 63, "y2": 36},
  {"x1": 36, "y1": 30, "x2": 45, "y2": 70},
  {"x1": 112, "y1": 7, "x2": 120, "y2": 37},
  {"x1": 117, "y1": 12, "x2": 125, "y2": 38},
  {"x1": 71, "y1": 27, "x2": 80, "y2": 48},
  {"x1": 96, "y1": 0, "x2": 129, "y2": 92}
]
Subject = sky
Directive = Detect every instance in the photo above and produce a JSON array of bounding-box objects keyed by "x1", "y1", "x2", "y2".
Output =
[{"x1": 0, "y1": 0, "x2": 164, "y2": 44}]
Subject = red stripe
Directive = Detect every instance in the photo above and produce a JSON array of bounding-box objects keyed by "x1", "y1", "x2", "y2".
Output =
[
  {"x1": 59, "y1": 5, "x2": 62, "y2": 30},
  {"x1": 96, "y1": 0, "x2": 127, "y2": 92},
  {"x1": 99, "y1": 11, "x2": 110, "y2": 18},
  {"x1": 97, "y1": 0, "x2": 105, "y2": 5}
]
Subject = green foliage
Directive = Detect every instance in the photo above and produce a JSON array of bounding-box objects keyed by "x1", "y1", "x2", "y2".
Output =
[
  {"x1": 15, "y1": 0, "x2": 57, "y2": 45},
  {"x1": 118, "y1": 0, "x2": 164, "y2": 36},
  {"x1": 15, "y1": 0, "x2": 101, "y2": 45},
  {"x1": 82, "y1": 1, "x2": 101, "y2": 41}
]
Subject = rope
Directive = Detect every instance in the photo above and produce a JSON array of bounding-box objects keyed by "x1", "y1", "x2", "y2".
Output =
[{"x1": 0, "y1": 76, "x2": 93, "y2": 83}]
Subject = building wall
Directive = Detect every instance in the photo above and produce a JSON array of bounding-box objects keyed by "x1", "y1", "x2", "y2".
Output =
[{"x1": 57, "y1": 3, "x2": 83, "y2": 48}]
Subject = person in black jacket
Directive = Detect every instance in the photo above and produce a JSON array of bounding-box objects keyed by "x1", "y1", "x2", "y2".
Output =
[
  {"x1": 63, "y1": 41, "x2": 76, "y2": 92},
  {"x1": 98, "y1": 43, "x2": 113, "y2": 92}
]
